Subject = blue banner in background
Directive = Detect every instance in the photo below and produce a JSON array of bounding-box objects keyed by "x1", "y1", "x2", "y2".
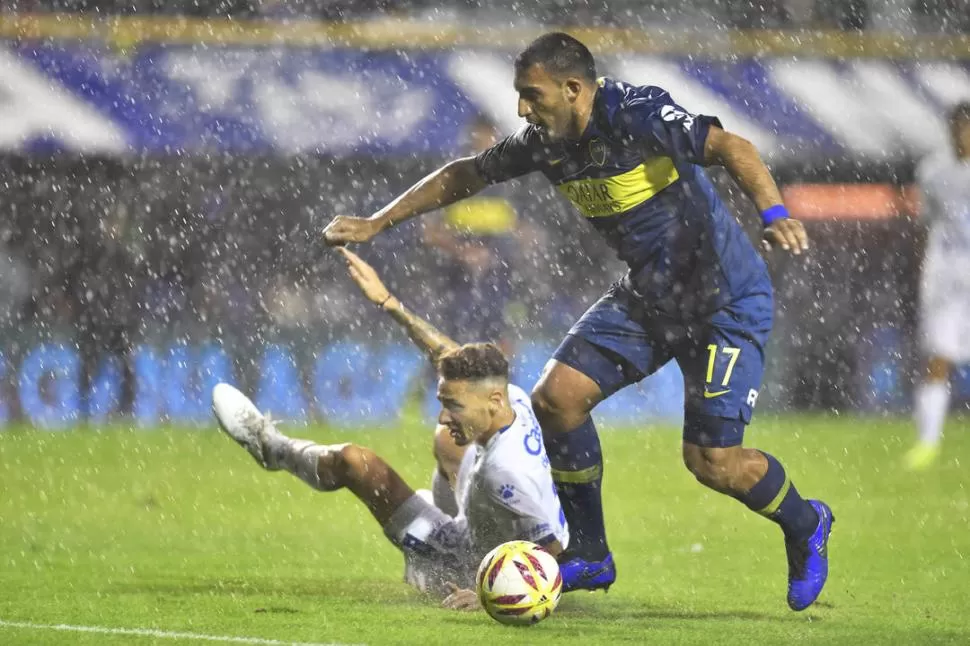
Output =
[
  {"x1": 8, "y1": 341, "x2": 687, "y2": 429},
  {"x1": 6, "y1": 337, "x2": 964, "y2": 429},
  {"x1": 8, "y1": 43, "x2": 476, "y2": 156},
  {"x1": 4, "y1": 40, "x2": 970, "y2": 157}
]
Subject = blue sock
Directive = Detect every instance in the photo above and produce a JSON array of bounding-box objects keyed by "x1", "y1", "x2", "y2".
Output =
[
  {"x1": 738, "y1": 451, "x2": 819, "y2": 542},
  {"x1": 545, "y1": 416, "x2": 609, "y2": 559}
]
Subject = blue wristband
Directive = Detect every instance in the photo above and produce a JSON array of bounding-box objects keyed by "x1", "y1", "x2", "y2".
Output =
[{"x1": 761, "y1": 204, "x2": 789, "y2": 227}]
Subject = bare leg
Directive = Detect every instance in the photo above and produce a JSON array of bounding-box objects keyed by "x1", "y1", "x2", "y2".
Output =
[
  {"x1": 297, "y1": 443, "x2": 415, "y2": 527},
  {"x1": 532, "y1": 360, "x2": 604, "y2": 433},
  {"x1": 682, "y1": 439, "x2": 819, "y2": 544},
  {"x1": 681, "y1": 443, "x2": 768, "y2": 496},
  {"x1": 213, "y1": 385, "x2": 418, "y2": 528}
]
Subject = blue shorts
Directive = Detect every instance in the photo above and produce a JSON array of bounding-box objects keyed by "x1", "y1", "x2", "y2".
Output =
[{"x1": 552, "y1": 280, "x2": 773, "y2": 448}]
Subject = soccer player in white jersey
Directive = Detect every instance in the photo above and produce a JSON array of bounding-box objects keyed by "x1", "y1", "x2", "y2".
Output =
[
  {"x1": 211, "y1": 247, "x2": 569, "y2": 609},
  {"x1": 907, "y1": 102, "x2": 970, "y2": 470}
]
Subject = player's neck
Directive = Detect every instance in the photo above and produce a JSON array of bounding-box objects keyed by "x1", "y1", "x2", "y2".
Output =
[
  {"x1": 566, "y1": 93, "x2": 596, "y2": 141},
  {"x1": 477, "y1": 406, "x2": 516, "y2": 446}
]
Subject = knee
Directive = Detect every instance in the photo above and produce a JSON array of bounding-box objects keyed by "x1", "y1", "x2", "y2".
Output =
[
  {"x1": 682, "y1": 445, "x2": 745, "y2": 493},
  {"x1": 531, "y1": 382, "x2": 585, "y2": 427},
  {"x1": 531, "y1": 360, "x2": 603, "y2": 431},
  {"x1": 530, "y1": 385, "x2": 559, "y2": 425}
]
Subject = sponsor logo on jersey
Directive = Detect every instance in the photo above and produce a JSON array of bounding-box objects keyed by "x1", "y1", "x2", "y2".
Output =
[
  {"x1": 556, "y1": 157, "x2": 680, "y2": 218},
  {"x1": 589, "y1": 137, "x2": 608, "y2": 166}
]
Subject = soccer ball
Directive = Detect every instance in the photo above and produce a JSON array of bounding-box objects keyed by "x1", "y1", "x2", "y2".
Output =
[{"x1": 476, "y1": 540, "x2": 563, "y2": 626}]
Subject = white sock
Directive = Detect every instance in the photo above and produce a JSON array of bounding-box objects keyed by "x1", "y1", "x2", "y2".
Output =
[
  {"x1": 915, "y1": 381, "x2": 950, "y2": 446},
  {"x1": 264, "y1": 433, "x2": 334, "y2": 491},
  {"x1": 431, "y1": 469, "x2": 459, "y2": 517}
]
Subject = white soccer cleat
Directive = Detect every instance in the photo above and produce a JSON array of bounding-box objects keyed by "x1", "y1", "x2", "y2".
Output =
[{"x1": 211, "y1": 383, "x2": 281, "y2": 470}]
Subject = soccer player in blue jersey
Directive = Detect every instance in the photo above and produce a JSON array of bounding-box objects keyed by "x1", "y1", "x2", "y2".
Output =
[{"x1": 323, "y1": 32, "x2": 834, "y2": 610}]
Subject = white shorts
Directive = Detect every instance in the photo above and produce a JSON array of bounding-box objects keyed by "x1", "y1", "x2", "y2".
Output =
[
  {"x1": 920, "y1": 255, "x2": 970, "y2": 363},
  {"x1": 383, "y1": 493, "x2": 476, "y2": 595}
]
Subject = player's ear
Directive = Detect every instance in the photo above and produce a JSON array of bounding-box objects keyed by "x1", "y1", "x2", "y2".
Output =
[
  {"x1": 487, "y1": 388, "x2": 505, "y2": 414},
  {"x1": 564, "y1": 78, "x2": 583, "y2": 101}
]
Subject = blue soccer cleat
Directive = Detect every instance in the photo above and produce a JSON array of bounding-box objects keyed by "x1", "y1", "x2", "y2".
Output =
[
  {"x1": 559, "y1": 552, "x2": 616, "y2": 593},
  {"x1": 786, "y1": 499, "x2": 834, "y2": 611}
]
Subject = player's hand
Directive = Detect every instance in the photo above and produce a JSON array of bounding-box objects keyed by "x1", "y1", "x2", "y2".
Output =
[
  {"x1": 323, "y1": 215, "x2": 382, "y2": 246},
  {"x1": 441, "y1": 582, "x2": 480, "y2": 611},
  {"x1": 763, "y1": 217, "x2": 809, "y2": 255},
  {"x1": 336, "y1": 247, "x2": 391, "y2": 305}
]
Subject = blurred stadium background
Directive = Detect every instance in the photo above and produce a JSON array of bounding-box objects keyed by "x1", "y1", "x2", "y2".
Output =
[
  {"x1": 3, "y1": 2, "x2": 970, "y2": 645},
  {"x1": 0, "y1": 1, "x2": 968, "y2": 427}
]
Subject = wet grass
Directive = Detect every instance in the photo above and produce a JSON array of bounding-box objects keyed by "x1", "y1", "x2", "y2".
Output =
[{"x1": 1, "y1": 413, "x2": 969, "y2": 644}]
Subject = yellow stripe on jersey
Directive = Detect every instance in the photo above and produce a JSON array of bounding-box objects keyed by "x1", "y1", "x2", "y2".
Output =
[
  {"x1": 556, "y1": 157, "x2": 680, "y2": 218},
  {"x1": 444, "y1": 197, "x2": 517, "y2": 235},
  {"x1": 551, "y1": 464, "x2": 603, "y2": 484}
]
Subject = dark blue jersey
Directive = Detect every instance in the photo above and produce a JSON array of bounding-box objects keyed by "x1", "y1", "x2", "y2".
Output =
[{"x1": 474, "y1": 77, "x2": 770, "y2": 319}]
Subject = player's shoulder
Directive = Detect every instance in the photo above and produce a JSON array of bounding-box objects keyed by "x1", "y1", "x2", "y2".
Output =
[
  {"x1": 599, "y1": 77, "x2": 672, "y2": 118},
  {"x1": 916, "y1": 150, "x2": 954, "y2": 183},
  {"x1": 596, "y1": 77, "x2": 675, "y2": 139},
  {"x1": 504, "y1": 123, "x2": 544, "y2": 149},
  {"x1": 483, "y1": 385, "x2": 542, "y2": 461},
  {"x1": 507, "y1": 383, "x2": 532, "y2": 408}
]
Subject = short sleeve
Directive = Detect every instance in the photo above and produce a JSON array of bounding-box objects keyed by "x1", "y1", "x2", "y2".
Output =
[
  {"x1": 474, "y1": 126, "x2": 544, "y2": 185},
  {"x1": 485, "y1": 468, "x2": 556, "y2": 545},
  {"x1": 617, "y1": 89, "x2": 721, "y2": 165}
]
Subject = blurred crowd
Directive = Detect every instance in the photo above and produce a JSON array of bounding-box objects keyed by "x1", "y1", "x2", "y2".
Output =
[
  {"x1": 0, "y1": 148, "x2": 921, "y2": 415},
  {"x1": 1, "y1": 0, "x2": 968, "y2": 32},
  {"x1": 0, "y1": 152, "x2": 614, "y2": 346},
  {"x1": 0, "y1": 150, "x2": 623, "y2": 417}
]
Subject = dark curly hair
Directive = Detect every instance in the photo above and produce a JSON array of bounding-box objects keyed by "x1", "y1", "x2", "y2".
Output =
[{"x1": 437, "y1": 343, "x2": 510, "y2": 382}]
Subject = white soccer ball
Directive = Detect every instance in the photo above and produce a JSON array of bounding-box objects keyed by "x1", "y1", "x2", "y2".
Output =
[{"x1": 476, "y1": 540, "x2": 562, "y2": 626}]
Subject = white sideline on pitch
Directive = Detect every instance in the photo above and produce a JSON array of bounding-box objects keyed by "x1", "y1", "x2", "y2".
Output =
[{"x1": 0, "y1": 619, "x2": 362, "y2": 646}]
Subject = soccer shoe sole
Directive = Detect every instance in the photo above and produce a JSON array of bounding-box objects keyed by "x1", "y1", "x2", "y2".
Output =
[{"x1": 211, "y1": 383, "x2": 272, "y2": 469}]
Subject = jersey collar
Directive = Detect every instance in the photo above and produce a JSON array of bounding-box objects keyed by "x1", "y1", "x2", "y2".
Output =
[{"x1": 483, "y1": 412, "x2": 517, "y2": 451}]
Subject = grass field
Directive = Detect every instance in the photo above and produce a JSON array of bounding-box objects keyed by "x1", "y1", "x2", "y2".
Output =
[{"x1": 2, "y1": 414, "x2": 969, "y2": 645}]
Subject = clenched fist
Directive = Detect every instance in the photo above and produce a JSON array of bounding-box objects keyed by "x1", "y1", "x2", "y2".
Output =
[{"x1": 323, "y1": 215, "x2": 382, "y2": 246}]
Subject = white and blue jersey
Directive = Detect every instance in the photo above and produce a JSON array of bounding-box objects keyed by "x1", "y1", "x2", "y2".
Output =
[
  {"x1": 385, "y1": 383, "x2": 569, "y2": 593},
  {"x1": 457, "y1": 384, "x2": 569, "y2": 552}
]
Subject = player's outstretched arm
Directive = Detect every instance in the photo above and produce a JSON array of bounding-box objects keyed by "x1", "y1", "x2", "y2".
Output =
[
  {"x1": 323, "y1": 157, "x2": 487, "y2": 246},
  {"x1": 336, "y1": 247, "x2": 460, "y2": 364},
  {"x1": 702, "y1": 126, "x2": 809, "y2": 255}
]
